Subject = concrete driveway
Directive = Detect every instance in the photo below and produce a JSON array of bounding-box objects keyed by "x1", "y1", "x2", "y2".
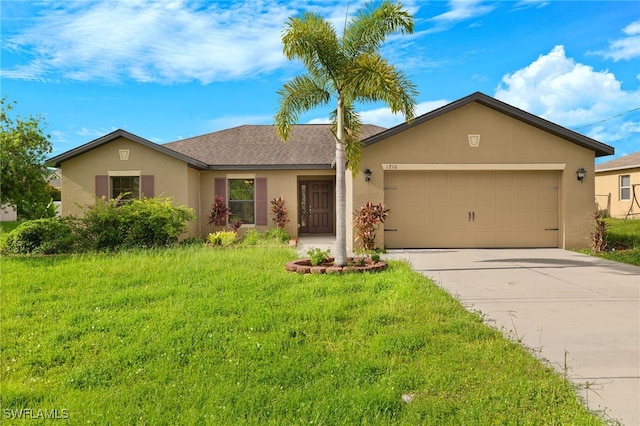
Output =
[{"x1": 384, "y1": 248, "x2": 640, "y2": 426}]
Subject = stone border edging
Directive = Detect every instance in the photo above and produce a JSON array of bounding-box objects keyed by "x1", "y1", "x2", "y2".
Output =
[{"x1": 285, "y1": 258, "x2": 387, "y2": 274}]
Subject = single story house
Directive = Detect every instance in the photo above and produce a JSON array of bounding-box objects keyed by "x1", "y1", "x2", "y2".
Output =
[
  {"x1": 595, "y1": 151, "x2": 640, "y2": 219},
  {"x1": 48, "y1": 92, "x2": 614, "y2": 249}
]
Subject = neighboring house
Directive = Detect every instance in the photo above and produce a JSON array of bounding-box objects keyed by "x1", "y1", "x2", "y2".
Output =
[
  {"x1": 595, "y1": 151, "x2": 640, "y2": 219},
  {"x1": 0, "y1": 204, "x2": 17, "y2": 222},
  {"x1": 47, "y1": 92, "x2": 614, "y2": 249},
  {"x1": 0, "y1": 170, "x2": 61, "y2": 221}
]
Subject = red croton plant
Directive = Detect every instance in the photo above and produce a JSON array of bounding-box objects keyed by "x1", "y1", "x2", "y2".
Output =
[
  {"x1": 353, "y1": 202, "x2": 390, "y2": 252},
  {"x1": 207, "y1": 195, "x2": 232, "y2": 226}
]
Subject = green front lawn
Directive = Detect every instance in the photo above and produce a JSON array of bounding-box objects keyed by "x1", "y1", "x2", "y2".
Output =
[
  {"x1": 582, "y1": 218, "x2": 640, "y2": 266},
  {"x1": 1, "y1": 247, "x2": 604, "y2": 424}
]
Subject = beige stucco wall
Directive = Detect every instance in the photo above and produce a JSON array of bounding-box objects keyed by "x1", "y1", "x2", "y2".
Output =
[
  {"x1": 595, "y1": 168, "x2": 640, "y2": 218},
  {"x1": 199, "y1": 169, "x2": 334, "y2": 239},
  {"x1": 60, "y1": 136, "x2": 199, "y2": 236},
  {"x1": 350, "y1": 102, "x2": 598, "y2": 249}
]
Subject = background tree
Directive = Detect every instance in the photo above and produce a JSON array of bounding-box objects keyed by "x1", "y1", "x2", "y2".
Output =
[
  {"x1": 275, "y1": 0, "x2": 417, "y2": 266},
  {"x1": 0, "y1": 98, "x2": 55, "y2": 219}
]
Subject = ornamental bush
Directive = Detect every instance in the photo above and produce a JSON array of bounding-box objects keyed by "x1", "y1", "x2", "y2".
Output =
[
  {"x1": 1, "y1": 217, "x2": 78, "y2": 255},
  {"x1": 1, "y1": 197, "x2": 195, "y2": 255},
  {"x1": 207, "y1": 230, "x2": 237, "y2": 247},
  {"x1": 80, "y1": 196, "x2": 195, "y2": 251}
]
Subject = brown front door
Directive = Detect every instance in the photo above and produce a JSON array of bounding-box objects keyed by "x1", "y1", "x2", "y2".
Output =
[{"x1": 299, "y1": 180, "x2": 334, "y2": 234}]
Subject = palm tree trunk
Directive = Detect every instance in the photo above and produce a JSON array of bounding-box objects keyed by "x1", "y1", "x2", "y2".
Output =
[{"x1": 334, "y1": 98, "x2": 347, "y2": 266}]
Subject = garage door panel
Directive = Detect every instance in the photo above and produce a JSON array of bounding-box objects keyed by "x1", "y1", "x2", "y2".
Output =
[
  {"x1": 473, "y1": 173, "x2": 495, "y2": 188},
  {"x1": 518, "y1": 211, "x2": 537, "y2": 228},
  {"x1": 474, "y1": 210, "x2": 495, "y2": 228},
  {"x1": 538, "y1": 172, "x2": 558, "y2": 187},
  {"x1": 430, "y1": 210, "x2": 452, "y2": 227},
  {"x1": 475, "y1": 190, "x2": 496, "y2": 209},
  {"x1": 430, "y1": 190, "x2": 449, "y2": 208},
  {"x1": 539, "y1": 230, "x2": 558, "y2": 247},
  {"x1": 405, "y1": 172, "x2": 426, "y2": 187},
  {"x1": 429, "y1": 173, "x2": 448, "y2": 187},
  {"x1": 384, "y1": 171, "x2": 558, "y2": 248},
  {"x1": 496, "y1": 192, "x2": 516, "y2": 209},
  {"x1": 518, "y1": 172, "x2": 539, "y2": 187},
  {"x1": 539, "y1": 211, "x2": 557, "y2": 228},
  {"x1": 404, "y1": 210, "x2": 427, "y2": 227},
  {"x1": 495, "y1": 172, "x2": 516, "y2": 187},
  {"x1": 518, "y1": 231, "x2": 537, "y2": 246},
  {"x1": 448, "y1": 173, "x2": 469, "y2": 187},
  {"x1": 385, "y1": 172, "x2": 404, "y2": 187},
  {"x1": 539, "y1": 191, "x2": 558, "y2": 209},
  {"x1": 518, "y1": 191, "x2": 538, "y2": 209},
  {"x1": 449, "y1": 189, "x2": 470, "y2": 209},
  {"x1": 406, "y1": 193, "x2": 427, "y2": 208}
]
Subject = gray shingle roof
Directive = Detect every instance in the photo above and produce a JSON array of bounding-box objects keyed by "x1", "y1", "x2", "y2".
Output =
[
  {"x1": 164, "y1": 124, "x2": 386, "y2": 169},
  {"x1": 595, "y1": 151, "x2": 640, "y2": 172}
]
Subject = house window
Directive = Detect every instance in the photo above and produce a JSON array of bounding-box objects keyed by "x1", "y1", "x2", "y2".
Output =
[
  {"x1": 111, "y1": 176, "x2": 140, "y2": 200},
  {"x1": 620, "y1": 175, "x2": 631, "y2": 201},
  {"x1": 229, "y1": 179, "x2": 254, "y2": 224}
]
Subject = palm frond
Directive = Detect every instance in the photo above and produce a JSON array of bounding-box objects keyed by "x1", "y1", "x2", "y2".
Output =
[
  {"x1": 345, "y1": 53, "x2": 417, "y2": 121},
  {"x1": 343, "y1": 0, "x2": 414, "y2": 58},
  {"x1": 275, "y1": 75, "x2": 331, "y2": 141},
  {"x1": 282, "y1": 13, "x2": 345, "y2": 82}
]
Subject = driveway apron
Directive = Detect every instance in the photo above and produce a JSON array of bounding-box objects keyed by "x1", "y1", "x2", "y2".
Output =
[{"x1": 385, "y1": 248, "x2": 640, "y2": 426}]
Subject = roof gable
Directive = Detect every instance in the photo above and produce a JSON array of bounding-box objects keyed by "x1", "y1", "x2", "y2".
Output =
[
  {"x1": 595, "y1": 151, "x2": 640, "y2": 172},
  {"x1": 47, "y1": 129, "x2": 208, "y2": 169},
  {"x1": 363, "y1": 92, "x2": 615, "y2": 157}
]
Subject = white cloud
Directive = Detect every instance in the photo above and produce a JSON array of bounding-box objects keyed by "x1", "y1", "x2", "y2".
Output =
[
  {"x1": 430, "y1": 0, "x2": 494, "y2": 24},
  {"x1": 591, "y1": 20, "x2": 640, "y2": 62},
  {"x1": 495, "y1": 45, "x2": 640, "y2": 149},
  {"x1": 425, "y1": 0, "x2": 494, "y2": 33},
  {"x1": 2, "y1": 0, "x2": 295, "y2": 84}
]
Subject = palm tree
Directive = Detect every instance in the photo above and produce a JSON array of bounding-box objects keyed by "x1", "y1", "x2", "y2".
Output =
[{"x1": 275, "y1": 1, "x2": 417, "y2": 266}]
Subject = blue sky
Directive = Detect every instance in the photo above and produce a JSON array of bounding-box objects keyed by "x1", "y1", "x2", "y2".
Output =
[{"x1": 1, "y1": 0, "x2": 639, "y2": 163}]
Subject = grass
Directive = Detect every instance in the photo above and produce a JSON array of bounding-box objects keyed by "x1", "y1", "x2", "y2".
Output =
[
  {"x1": 582, "y1": 218, "x2": 640, "y2": 266},
  {"x1": 1, "y1": 246, "x2": 605, "y2": 425}
]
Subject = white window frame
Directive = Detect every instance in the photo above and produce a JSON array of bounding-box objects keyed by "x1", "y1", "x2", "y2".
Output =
[
  {"x1": 619, "y1": 175, "x2": 631, "y2": 201},
  {"x1": 108, "y1": 171, "x2": 142, "y2": 200}
]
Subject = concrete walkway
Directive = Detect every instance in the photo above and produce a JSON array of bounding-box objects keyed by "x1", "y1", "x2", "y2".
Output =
[
  {"x1": 296, "y1": 235, "x2": 352, "y2": 258},
  {"x1": 384, "y1": 248, "x2": 640, "y2": 425}
]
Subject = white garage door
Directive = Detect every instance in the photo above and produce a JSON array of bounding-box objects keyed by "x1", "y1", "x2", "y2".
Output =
[{"x1": 384, "y1": 171, "x2": 559, "y2": 248}]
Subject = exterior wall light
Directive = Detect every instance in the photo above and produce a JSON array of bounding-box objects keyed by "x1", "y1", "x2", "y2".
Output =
[
  {"x1": 364, "y1": 168, "x2": 372, "y2": 183},
  {"x1": 576, "y1": 167, "x2": 587, "y2": 182}
]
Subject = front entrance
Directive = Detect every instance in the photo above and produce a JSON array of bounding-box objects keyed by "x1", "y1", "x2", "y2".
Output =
[{"x1": 298, "y1": 180, "x2": 334, "y2": 234}]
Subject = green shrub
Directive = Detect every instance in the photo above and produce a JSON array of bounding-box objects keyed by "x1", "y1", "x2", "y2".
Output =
[
  {"x1": 241, "y1": 229, "x2": 261, "y2": 245},
  {"x1": 80, "y1": 196, "x2": 195, "y2": 251},
  {"x1": 1, "y1": 218, "x2": 78, "y2": 255},
  {"x1": 264, "y1": 227, "x2": 290, "y2": 243},
  {"x1": 307, "y1": 247, "x2": 331, "y2": 266},
  {"x1": 79, "y1": 197, "x2": 126, "y2": 251},
  {"x1": 121, "y1": 198, "x2": 195, "y2": 248},
  {"x1": 208, "y1": 231, "x2": 237, "y2": 247},
  {"x1": 180, "y1": 237, "x2": 205, "y2": 246}
]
